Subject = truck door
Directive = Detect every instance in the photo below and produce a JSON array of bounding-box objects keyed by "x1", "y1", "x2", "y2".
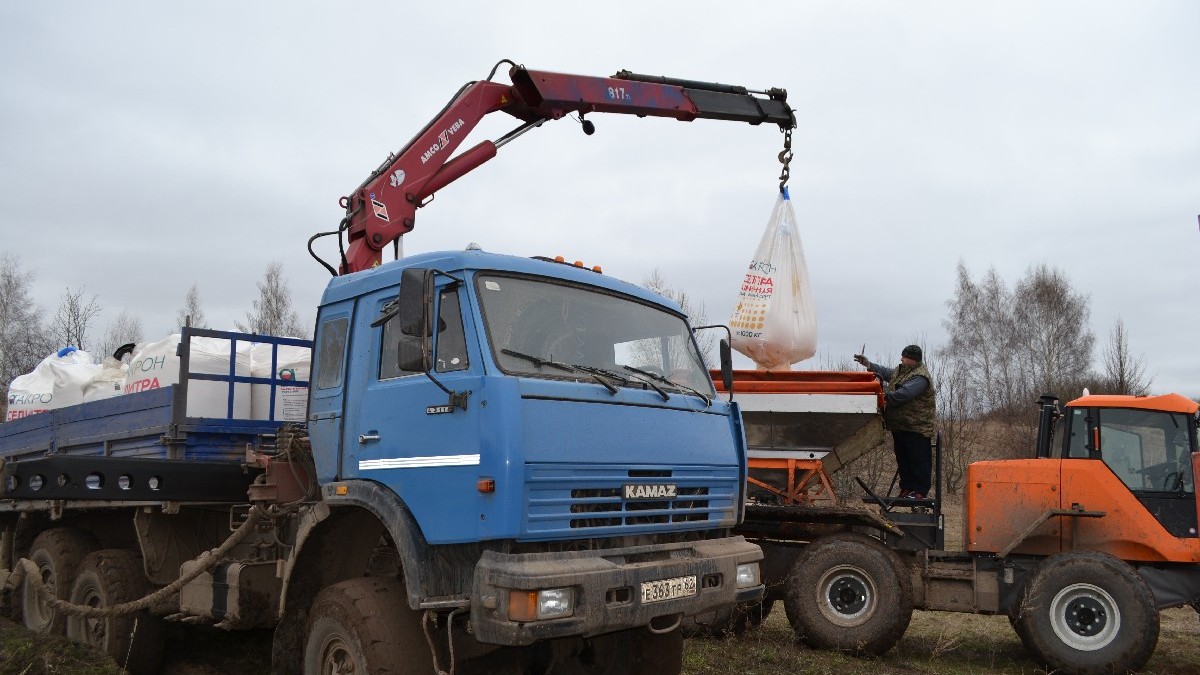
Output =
[
  {"x1": 340, "y1": 279, "x2": 486, "y2": 543},
  {"x1": 309, "y1": 304, "x2": 353, "y2": 482}
]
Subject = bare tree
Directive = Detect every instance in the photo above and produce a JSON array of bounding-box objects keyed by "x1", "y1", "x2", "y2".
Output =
[
  {"x1": 98, "y1": 310, "x2": 145, "y2": 359},
  {"x1": 641, "y1": 268, "x2": 717, "y2": 367},
  {"x1": 942, "y1": 263, "x2": 1026, "y2": 417},
  {"x1": 1, "y1": 254, "x2": 55, "y2": 418},
  {"x1": 175, "y1": 283, "x2": 209, "y2": 330},
  {"x1": 237, "y1": 261, "x2": 309, "y2": 338},
  {"x1": 1100, "y1": 318, "x2": 1152, "y2": 395},
  {"x1": 931, "y1": 353, "x2": 984, "y2": 493},
  {"x1": 942, "y1": 262, "x2": 1098, "y2": 459},
  {"x1": 1013, "y1": 264, "x2": 1095, "y2": 398},
  {"x1": 50, "y1": 286, "x2": 103, "y2": 354}
]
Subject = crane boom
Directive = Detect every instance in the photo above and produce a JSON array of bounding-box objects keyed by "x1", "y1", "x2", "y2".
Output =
[{"x1": 331, "y1": 62, "x2": 796, "y2": 274}]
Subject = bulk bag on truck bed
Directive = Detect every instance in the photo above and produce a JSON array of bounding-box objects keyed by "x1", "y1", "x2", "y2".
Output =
[
  {"x1": 5, "y1": 347, "x2": 100, "y2": 421},
  {"x1": 124, "y1": 334, "x2": 252, "y2": 419},
  {"x1": 250, "y1": 341, "x2": 311, "y2": 422}
]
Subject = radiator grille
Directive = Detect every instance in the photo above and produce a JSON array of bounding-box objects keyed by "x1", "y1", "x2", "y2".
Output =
[{"x1": 525, "y1": 465, "x2": 738, "y2": 538}]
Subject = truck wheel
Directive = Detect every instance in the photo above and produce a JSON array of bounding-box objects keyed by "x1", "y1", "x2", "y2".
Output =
[
  {"x1": 21, "y1": 527, "x2": 98, "y2": 635},
  {"x1": 303, "y1": 577, "x2": 431, "y2": 675},
  {"x1": 783, "y1": 533, "x2": 912, "y2": 655},
  {"x1": 1013, "y1": 551, "x2": 1158, "y2": 675},
  {"x1": 65, "y1": 549, "x2": 164, "y2": 675}
]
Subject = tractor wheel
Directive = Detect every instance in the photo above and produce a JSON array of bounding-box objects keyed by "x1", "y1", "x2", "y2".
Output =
[
  {"x1": 1013, "y1": 551, "x2": 1158, "y2": 675},
  {"x1": 65, "y1": 549, "x2": 164, "y2": 675},
  {"x1": 303, "y1": 577, "x2": 432, "y2": 675},
  {"x1": 21, "y1": 527, "x2": 98, "y2": 635},
  {"x1": 783, "y1": 533, "x2": 912, "y2": 655}
]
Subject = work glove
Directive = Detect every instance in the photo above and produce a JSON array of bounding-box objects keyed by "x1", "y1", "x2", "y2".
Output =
[{"x1": 853, "y1": 354, "x2": 869, "y2": 368}]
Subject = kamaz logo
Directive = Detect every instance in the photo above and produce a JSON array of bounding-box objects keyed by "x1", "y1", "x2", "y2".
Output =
[{"x1": 623, "y1": 484, "x2": 677, "y2": 500}]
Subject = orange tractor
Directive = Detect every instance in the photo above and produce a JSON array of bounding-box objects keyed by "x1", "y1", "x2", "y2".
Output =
[{"x1": 706, "y1": 369, "x2": 1198, "y2": 675}]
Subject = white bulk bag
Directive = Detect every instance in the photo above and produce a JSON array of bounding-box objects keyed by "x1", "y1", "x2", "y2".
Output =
[
  {"x1": 82, "y1": 356, "x2": 129, "y2": 403},
  {"x1": 125, "y1": 334, "x2": 252, "y2": 418},
  {"x1": 250, "y1": 342, "x2": 311, "y2": 422},
  {"x1": 728, "y1": 190, "x2": 818, "y2": 370},
  {"x1": 6, "y1": 348, "x2": 100, "y2": 420}
]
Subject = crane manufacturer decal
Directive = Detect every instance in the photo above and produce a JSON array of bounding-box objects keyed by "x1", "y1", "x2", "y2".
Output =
[{"x1": 420, "y1": 118, "x2": 467, "y2": 165}]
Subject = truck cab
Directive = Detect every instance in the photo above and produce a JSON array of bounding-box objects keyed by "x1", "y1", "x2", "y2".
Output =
[{"x1": 287, "y1": 247, "x2": 761, "y2": 667}]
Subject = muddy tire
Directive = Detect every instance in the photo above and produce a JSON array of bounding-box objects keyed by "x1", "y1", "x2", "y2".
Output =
[
  {"x1": 21, "y1": 527, "x2": 98, "y2": 635},
  {"x1": 783, "y1": 533, "x2": 912, "y2": 655},
  {"x1": 65, "y1": 549, "x2": 164, "y2": 675},
  {"x1": 1013, "y1": 551, "x2": 1158, "y2": 675},
  {"x1": 303, "y1": 577, "x2": 431, "y2": 675}
]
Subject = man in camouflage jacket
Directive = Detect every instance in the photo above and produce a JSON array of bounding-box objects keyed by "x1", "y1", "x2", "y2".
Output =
[{"x1": 855, "y1": 344, "x2": 936, "y2": 499}]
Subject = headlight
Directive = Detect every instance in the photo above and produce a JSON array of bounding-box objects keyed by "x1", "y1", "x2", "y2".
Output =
[
  {"x1": 736, "y1": 563, "x2": 761, "y2": 588},
  {"x1": 508, "y1": 588, "x2": 575, "y2": 621}
]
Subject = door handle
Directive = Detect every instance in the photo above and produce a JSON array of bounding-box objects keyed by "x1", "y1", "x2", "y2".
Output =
[{"x1": 358, "y1": 433, "x2": 381, "y2": 444}]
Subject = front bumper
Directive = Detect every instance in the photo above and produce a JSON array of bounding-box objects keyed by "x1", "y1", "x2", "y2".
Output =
[{"x1": 470, "y1": 535, "x2": 763, "y2": 645}]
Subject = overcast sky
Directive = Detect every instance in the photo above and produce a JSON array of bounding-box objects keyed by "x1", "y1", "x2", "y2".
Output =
[{"x1": 2, "y1": 2, "x2": 1197, "y2": 397}]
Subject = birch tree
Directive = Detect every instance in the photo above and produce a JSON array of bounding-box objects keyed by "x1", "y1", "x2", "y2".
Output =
[{"x1": 237, "y1": 261, "x2": 308, "y2": 338}]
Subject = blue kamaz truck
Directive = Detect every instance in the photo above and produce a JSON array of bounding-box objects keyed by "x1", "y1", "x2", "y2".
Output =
[
  {"x1": 0, "y1": 249, "x2": 762, "y2": 673},
  {"x1": 0, "y1": 62, "x2": 795, "y2": 673}
]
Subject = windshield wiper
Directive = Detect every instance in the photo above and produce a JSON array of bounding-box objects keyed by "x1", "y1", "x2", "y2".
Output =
[
  {"x1": 502, "y1": 349, "x2": 618, "y2": 395},
  {"x1": 502, "y1": 349, "x2": 574, "y2": 372},
  {"x1": 622, "y1": 365, "x2": 711, "y2": 407},
  {"x1": 615, "y1": 368, "x2": 670, "y2": 401},
  {"x1": 569, "y1": 364, "x2": 628, "y2": 395}
]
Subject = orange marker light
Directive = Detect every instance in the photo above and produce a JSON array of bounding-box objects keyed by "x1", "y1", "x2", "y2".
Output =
[
  {"x1": 477, "y1": 478, "x2": 496, "y2": 493},
  {"x1": 592, "y1": 265, "x2": 602, "y2": 273},
  {"x1": 554, "y1": 255, "x2": 565, "y2": 263},
  {"x1": 573, "y1": 260, "x2": 584, "y2": 267},
  {"x1": 508, "y1": 590, "x2": 539, "y2": 621}
]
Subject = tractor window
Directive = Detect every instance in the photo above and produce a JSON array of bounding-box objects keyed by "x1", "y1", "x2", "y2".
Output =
[
  {"x1": 1098, "y1": 408, "x2": 1194, "y2": 494},
  {"x1": 1065, "y1": 408, "x2": 1092, "y2": 458}
]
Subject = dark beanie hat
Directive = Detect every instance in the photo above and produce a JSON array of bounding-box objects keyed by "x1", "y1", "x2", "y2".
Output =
[{"x1": 902, "y1": 345, "x2": 923, "y2": 362}]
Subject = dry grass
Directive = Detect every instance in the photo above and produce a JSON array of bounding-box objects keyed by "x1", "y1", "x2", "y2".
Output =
[
  {"x1": 685, "y1": 494, "x2": 1200, "y2": 675},
  {"x1": 684, "y1": 606, "x2": 1200, "y2": 675},
  {"x1": 3, "y1": 494, "x2": 1198, "y2": 673}
]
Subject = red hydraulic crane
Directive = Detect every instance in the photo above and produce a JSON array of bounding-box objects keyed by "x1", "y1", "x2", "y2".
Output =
[{"x1": 311, "y1": 59, "x2": 796, "y2": 275}]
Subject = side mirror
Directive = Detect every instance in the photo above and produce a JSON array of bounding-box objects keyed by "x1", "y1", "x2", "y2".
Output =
[
  {"x1": 397, "y1": 268, "x2": 434, "y2": 372},
  {"x1": 719, "y1": 339, "x2": 734, "y2": 395}
]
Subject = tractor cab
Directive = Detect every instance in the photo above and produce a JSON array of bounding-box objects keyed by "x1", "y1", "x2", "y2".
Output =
[{"x1": 1056, "y1": 394, "x2": 1199, "y2": 538}]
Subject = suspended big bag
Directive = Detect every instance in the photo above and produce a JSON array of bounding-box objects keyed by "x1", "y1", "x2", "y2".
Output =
[{"x1": 728, "y1": 188, "x2": 817, "y2": 370}]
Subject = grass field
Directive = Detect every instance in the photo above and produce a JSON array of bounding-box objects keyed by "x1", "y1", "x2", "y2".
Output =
[
  {"x1": 2, "y1": 495, "x2": 1198, "y2": 674},
  {"x1": 684, "y1": 605, "x2": 1200, "y2": 675}
]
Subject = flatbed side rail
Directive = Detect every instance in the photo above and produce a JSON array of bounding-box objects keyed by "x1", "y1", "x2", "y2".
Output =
[{"x1": 174, "y1": 327, "x2": 313, "y2": 426}]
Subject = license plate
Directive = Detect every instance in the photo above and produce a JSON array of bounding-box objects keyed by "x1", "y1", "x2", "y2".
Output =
[{"x1": 640, "y1": 575, "x2": 697, "y2": 604}]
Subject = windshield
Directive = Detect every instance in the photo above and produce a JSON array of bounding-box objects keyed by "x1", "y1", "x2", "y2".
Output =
[
  {"x1": 476, "y1": 274, "x2": 715, "y2": 398},
  {"x1": 1066, "y1": 407, "x2": 1196, "y2": 493}
]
